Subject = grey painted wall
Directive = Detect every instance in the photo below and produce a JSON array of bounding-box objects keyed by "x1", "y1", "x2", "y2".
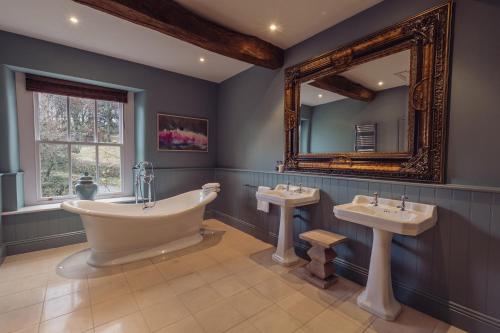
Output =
[
  {"x1": 306, "y1": 86, "x2": 408, "y2": 153},
  {"x1": 0, "y1": 30, "x2": 218, "y2": 170},
  {"x1": 216, "y1": 0, "x2": 500, "y2": 188}
]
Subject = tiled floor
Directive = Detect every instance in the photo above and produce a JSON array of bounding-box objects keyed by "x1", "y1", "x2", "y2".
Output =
[{"x1": 0, "y1": 219, "x2": 466, "y2": 333}]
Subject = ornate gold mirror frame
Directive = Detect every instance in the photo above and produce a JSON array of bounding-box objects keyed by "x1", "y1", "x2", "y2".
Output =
[{"x1": 284, "y1": 3, "x2": 453, "y2": 183}]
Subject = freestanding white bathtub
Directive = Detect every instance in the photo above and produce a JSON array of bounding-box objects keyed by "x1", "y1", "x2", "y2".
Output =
[{"x1": 61, "y1": 189, "x2": 217, "y2": 266}]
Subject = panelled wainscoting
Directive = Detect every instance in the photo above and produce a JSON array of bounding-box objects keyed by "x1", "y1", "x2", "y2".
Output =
[
  {"x1": 212, "y1": 168, "x2": 500, "y2": 333},
  {"x1": 1, "y1": 168, "x2": 214, "y2": 256}
]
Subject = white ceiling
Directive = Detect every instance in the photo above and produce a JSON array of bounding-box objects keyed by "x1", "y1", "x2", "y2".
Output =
[
  {"x1": 301, "y1": 50, "x2": 410, "y2": 106},
  {"x1": 341, "y1": 49, "x2": 410, "y2": 90},
  {"x1": 0, "y1": 0, "x2": 382, "y2": 83}
]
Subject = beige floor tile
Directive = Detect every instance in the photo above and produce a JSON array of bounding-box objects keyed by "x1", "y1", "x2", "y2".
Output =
[
  {"x1": 226, "y1": 320, "x2": 260, "y2": 333},
  {"x1": 235, "y1": 266, "x2": 276, "y2": 287},
  {"x1": 39, "y1": 307, "x2": 93, "y2": 333},
  {"x1": 133, "y1": 282, "x2": 175, "y2": 309},
  {"x1": 168, "y1": 273, "x2": 205, "y2": 296},
  {"x1": 94, "y1": 312, "x2": 150, "y2": 333},
  {"x1": 196, "y1": 263, "x2": 231, "y2": 284},
  {"x1": 87, "y1": 272, "x2": 126, "y2": 290},
  {"x1": 141, "y1": 296, "x2": 190, "y2": 331},
  {"x1": 0, "y1": 273, "x2": 48, "y2": 297},
  {"x1": 333, "y1": 295, "x2": 375, "y2": 328},
  {"x1": 154, "y1": 315, "x2": 204, "y2": 333},
  {"x1": 210, "y1": 275, "x2": 247, "y2": 297},
  {"x1": 0, "y1": 287, "x2": 45, "y2": 314},
  {"x1": 86, "y1": 266, "x2": 124, "y2": 283},
  {"x1": 89, "y1": 276, "x2": 131, "y2": 305},
  {"x1": 194, "y1": 299, "x2": 245, "y2": 333},
  {"x1": 277, "y1": 291, "x2": 326, "y2": 324},
  {"x1": 368, "y1": 305, "x2": 439, "y2": 333},
  {"x1": 253, "y1": 276, "x2": 296, "y2": 302},
  {"x1": 91, "y1": 293, "x2": 139, "y2": 327},
  {"x1": 0, "y1": 220, "x2": 462, "y2": 333},
  {"x1": 222, "y1": 257, "x2": 259, "y2": 274},
  {"x1": 177, "y1": 252, "x2": 217, "y2": 271},
  {"x1": 303, "y1": 308, "x2": 364, "y2": 333},
  {"x1": 46, "y1": 279, "x2": 88, "y2": 301},
  {"x1": 432, "y1": 321, "x2": 468, "y2": 333},
  {"x1": 10, "y1": 325, "x2": 39, "y2": 333},
  {"x1": 42, "y1": 289, "x2": 90, "y2": 321},
  {"x1": 279, "y1": 267, "x2": 309, "y2": 291},
  {"x1": 203, "y1": 245, "x2": 242, "y2": 263},
  {"x1": 156, "y1": 259, "x2": 195, "y2": 281},
  {"x1": 250, "y1": 304, "x2": 301, "y2": 333},
  {"x1": 178, "y1": 285, "x2": 223, "y2": 313},
  {"x1": 121, "y1": 259, "x2": 153, "y2": 272},
  {"x1": 124, "y1": 264, "x2": 165, "y2": 291},
  {"x1": 0, "y1": 303, "x2": 43, "y2": 333},
  {"x1": 227, "y1": 289, "x2": 272, "y2": 319},
  {"x1": 299, "y1": 277, "x2": 359, "y2": 308}
]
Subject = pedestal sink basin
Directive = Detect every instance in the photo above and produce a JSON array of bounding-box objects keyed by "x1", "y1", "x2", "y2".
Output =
[
  {"x1": 334, "y1": 195, "x2": 437, "y2": 321},
  {"x1": 256, "y1": 184, "x2": 320, "y2": 266}
]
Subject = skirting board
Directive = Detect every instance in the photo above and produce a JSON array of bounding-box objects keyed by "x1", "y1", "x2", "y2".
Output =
[
  {"x1": 5, "y1": 230, "x2": 87, "y2": 256},
  {"x1": 212, "y1": 209, "x2": 500, "y2": 333}
]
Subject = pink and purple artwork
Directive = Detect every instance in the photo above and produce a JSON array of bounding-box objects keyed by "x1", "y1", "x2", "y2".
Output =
[{"x1": 157, "y1": 114, "x2": 208, "y2": 152}]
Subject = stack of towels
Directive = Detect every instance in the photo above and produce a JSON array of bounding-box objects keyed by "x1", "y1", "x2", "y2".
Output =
[{"x1": 202, "y1": 183, "x2": 220, "y2": 196}]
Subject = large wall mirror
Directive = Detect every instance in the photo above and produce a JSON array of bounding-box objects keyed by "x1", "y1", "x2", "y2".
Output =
[{"x1": 284, "y1": 3, "x2": 453, "y2": 183}]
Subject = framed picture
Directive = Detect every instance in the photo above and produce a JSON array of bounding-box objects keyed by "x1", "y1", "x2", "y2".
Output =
[{"x1": 157, "y1": 113, "x2": 209, "y2": 152}]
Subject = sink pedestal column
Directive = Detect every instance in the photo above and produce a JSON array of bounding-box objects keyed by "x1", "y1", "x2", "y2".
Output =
[
  {"x1": 272, "y1": 206, "x2": 299, "y2": 266},
  {"x1": 357, "y1": 228, "x2": 401, "y2": 321}
]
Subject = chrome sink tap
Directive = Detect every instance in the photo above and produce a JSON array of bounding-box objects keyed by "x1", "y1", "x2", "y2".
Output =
[
  {"x1": 296, "y1": 183, "x2": 303, "y2": 193},
  {"x1": 286, "y1": 181, "x2": 290, "y2": 191},
  {"x1": 397, "y1": 195, "x2": 408, "y2": 211},
  {"x1": 371, "y1": 192, "x2": 379, "y2": 206}
]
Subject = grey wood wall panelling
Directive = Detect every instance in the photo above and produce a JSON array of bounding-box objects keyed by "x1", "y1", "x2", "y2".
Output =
[{"x1": 212, "y1": 168, "x2": 500, "y2": 333}]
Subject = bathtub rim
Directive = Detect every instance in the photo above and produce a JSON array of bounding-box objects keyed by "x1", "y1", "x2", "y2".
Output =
[{"x1": 60, "y1": 190, "x2": 217, "y2": 220}]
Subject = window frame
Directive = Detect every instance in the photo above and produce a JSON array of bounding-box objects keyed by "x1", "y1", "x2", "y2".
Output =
[
  {"x1": 16, "y1": 72, "x2": 135, "y2": 206},
  {"x1": 33, "y1": 93, "x2": 126, "y2": 202}
]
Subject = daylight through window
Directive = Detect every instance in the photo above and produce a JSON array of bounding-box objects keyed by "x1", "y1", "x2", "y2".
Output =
[{"x1": 35, "y1": 92, "x2": 124, "y2": 199}]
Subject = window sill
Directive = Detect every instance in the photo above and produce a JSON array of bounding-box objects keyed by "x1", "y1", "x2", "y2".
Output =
[{"x1": 1, "y1": 196, "x2": 136, "y2": 216}]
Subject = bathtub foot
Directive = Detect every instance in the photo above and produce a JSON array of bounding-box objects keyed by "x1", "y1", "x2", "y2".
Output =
[{"x1": 87, "y1": 233, "x2": 203, "y2": 267}]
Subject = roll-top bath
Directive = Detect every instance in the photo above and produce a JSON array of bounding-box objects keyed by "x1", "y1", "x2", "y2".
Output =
[{"x1": 61, "y1": 186, "x2": 219, "y2": 266}]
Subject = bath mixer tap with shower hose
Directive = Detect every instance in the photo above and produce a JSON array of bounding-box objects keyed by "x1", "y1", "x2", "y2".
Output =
[{"x1": 134, "y1": 161, "x2": 156, "y2": 209}]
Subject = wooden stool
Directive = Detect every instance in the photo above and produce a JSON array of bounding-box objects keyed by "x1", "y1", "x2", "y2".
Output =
[{"x1": 299, "y1": 229, "x2": 347, "y2": 289}]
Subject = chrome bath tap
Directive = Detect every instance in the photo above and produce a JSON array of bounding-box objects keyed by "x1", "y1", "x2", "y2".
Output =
[{"x1": 371, "y1": 192, "x2": 379, "y2": 206}]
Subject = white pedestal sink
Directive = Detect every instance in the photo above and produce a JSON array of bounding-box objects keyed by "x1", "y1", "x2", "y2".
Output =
[
  {"x1": 256, "y1": 184, "x2": 320, "y2": 266},
  {"x1": 333, "y1": 195, "x2": 437, "y2": 321}
]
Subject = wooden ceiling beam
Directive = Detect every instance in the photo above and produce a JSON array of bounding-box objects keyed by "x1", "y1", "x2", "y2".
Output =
[
  {"x1": 73, "y1": 0, "x2": 284, "y2": 69},
  {"x1": 309, "y1": 75, "x2": 376, "y2": 102}
]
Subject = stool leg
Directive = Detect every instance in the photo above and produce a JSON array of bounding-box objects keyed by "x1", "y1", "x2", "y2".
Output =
[{"x1": 304, "y1": 245, "x2": 337, "y2": 289}]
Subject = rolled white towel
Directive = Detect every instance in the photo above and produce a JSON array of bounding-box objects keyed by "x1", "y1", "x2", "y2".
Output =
[
  {"x1": 202, "y1": 183, "x2": 220, "y2": 189},
  {"x1": 257, "y1": 186, "x2": 270, "y2": 213}
]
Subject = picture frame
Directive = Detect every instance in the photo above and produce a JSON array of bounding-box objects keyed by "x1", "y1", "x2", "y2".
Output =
[{"x1": 157, "y1": 113, "x2": 209, "y2": 152}]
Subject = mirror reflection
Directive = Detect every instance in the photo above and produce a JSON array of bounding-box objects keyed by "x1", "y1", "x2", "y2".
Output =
[{"x1": 299, "y1": 49, "x2": 410, "y2": 154}]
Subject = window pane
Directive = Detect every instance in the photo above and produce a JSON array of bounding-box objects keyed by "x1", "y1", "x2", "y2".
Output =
[
  {"x1": 97, "y1": 101, "x2": 122, "y2": 143},
  {"x1": 39, "y1": 143, "x2": 69, "y2": 197},
  {"x1": 38, "y1": 93, "x2": 68, "y2": 141},
  {"x1": 98, "y1": 145, "x2": 121, "y2": 193},
  {"x1": 69, "y1": 97, "x2": 95, "y2": 142},
  {"x1": 71, "y1": 145, "x2": 97, "y2": 194}
]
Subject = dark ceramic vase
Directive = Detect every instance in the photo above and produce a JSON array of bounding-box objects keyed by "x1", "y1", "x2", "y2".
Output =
[{"x1": 75, "y1": 172, "x2": 98, "y2": 200}]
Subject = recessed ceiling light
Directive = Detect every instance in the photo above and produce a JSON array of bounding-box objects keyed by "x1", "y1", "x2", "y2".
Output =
[
  {"x1": 318, "y1": 94, "x2": 323, "y2": 98},
  {"x1": 269, "y1": 24, "x2": 277, "y2": 32},
  {"x1": 69, "y1": 16, "x2": 79, "y2": 24},
  {"x1": 378, "y1": 81, "x2": 384, "y2": 86},
  {"x1": 199, "y1": 57, "x2": 205, "y2": 63}
]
